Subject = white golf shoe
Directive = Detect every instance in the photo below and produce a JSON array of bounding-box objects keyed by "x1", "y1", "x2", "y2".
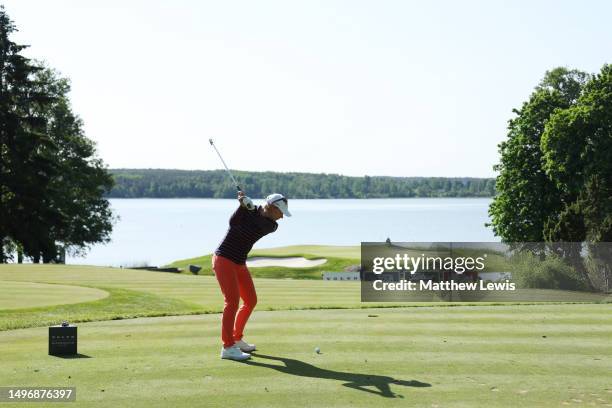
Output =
[
  {"x1": 221, "y1": 345, "x2": 251, "y2": 361},
  {"x1": 234, "y1": 339, "x2": 256, "y2": 352}
]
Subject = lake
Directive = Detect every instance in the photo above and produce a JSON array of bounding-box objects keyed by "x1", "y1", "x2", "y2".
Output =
[{"x1": 67, "y1": 198, "x2": 498, "y2": 267}]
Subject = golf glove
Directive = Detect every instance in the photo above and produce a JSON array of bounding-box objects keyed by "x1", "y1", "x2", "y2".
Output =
[{"x1": 241, "y1": 196, "x2": 255, "y2": 210}]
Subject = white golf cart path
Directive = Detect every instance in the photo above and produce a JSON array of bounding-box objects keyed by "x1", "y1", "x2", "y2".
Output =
[{"x1": 246, "y1": 257, "x2": 327, "y2": 268}]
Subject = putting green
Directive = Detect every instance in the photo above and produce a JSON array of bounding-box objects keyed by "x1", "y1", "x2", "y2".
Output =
[
  {"x1": 0, "y1": 281, "x2": 109, "y2": 310},
  {"x1": 246, "y1": 256, "x2": 328, "y2": 268},
  {"x1": 251, "y1": 245, "x2": 360, "y2": 259},
  {"x1": 0, "y1": 305, "x2": 610, "y2": 407}
]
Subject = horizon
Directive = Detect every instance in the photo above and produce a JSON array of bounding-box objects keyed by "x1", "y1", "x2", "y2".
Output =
[{"x1": 108, "y1": 167, "x2": 496, "y2": 180}]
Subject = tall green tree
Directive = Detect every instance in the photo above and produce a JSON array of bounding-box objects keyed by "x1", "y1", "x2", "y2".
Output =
[
  {"x1": 542, "y1": 64, "x2": 612, "y2": 243},
  {"x1": 0, "y1": 5, "x2": 59, "y2": 263},
  {"x1": 31, "y1": 67, "x2": 115, "y2": 260},
  {"x1": 489, "y1": 65, "x2": 612, "y2": 290},
  {"x1": 541, "y1": 65, "x2": 612, "y2": 290},
  {"x1": 488, "y1": 68, "x2": 589, "y2": 245},
  {"x1": 0, "y1": 7, "x2": 114, "y2": 263}
]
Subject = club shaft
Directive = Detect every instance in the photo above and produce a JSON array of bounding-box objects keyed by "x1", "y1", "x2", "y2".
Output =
[{"x1": 209, "y1": 140, "x2": 241, "y2": 191}]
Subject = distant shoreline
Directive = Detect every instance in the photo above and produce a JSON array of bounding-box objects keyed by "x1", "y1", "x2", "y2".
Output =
[
  {"x1": 107, "y1": 169, "x2": 496, "y2": 199},
  {"x1": 104, "y1": 196, "x2": 495, "y2": 199}
]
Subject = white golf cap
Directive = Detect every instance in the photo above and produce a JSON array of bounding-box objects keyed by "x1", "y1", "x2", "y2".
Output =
[{"x1": 266, "y1": 193, "x2": 292, "y2": 217}]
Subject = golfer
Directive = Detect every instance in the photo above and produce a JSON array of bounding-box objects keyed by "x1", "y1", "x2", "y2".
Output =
[{"x1": 213, "y1": 191, "x2": 291, "y2": 361}]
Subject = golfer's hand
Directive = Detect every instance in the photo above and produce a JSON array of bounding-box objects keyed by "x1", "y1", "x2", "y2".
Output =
[{"x1": 238, "y1": 192, "x2": 254, "y2": 210}]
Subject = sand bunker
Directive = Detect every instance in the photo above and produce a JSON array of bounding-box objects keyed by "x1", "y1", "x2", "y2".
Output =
[{"x1": 246, "y1": 257, "x2": 327, "y2": 268}]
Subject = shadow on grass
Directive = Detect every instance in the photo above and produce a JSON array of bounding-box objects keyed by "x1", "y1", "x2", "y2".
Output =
[
  {"x1": 244, "y1": 353, "x2": 430, "y2": 398},
  {"x1": 51, "y1": 353, "x2": 92, "y2": 359}
]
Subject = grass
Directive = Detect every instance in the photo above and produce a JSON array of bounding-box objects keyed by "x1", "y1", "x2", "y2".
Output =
[
  {"x1": 0, "y1": 281, "x2": 109, "y2": 310},
  {"x1": 166, "y1": 245, "x2": 361, "y2": 279},
  {"x1": 0, "y1": 305, "x2": 611, "y2": 407},
  {"x1": 250, "y1": 245, "x2": 360, "y2": 258},
  {"x1": 1, "y1": 249, "x2": 611, "y2": 407},
  {"x1": 1, "y1": 264, "x2": 609, "y2": 331},
  {"x1": 0, "y1": 287, "x2": 204, "y2": 331},
  {"x1": 0, "y1": 264, "x2": 402, "y2": 330}
]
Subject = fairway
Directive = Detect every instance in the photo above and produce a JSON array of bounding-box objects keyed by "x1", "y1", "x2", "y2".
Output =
[
  {"x1": 0, "y1": 264, "x2": 383, "y2": 331},
  {"x1": 1, "y1": 263, "x2": 611, "y2": 407},
  {"x1": 1, "y1": 305, "x2": 611, "y2": 407}
]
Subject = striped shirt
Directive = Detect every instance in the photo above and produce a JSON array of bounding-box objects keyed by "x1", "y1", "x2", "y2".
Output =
[{"x1": 214, "y1": 205, "x2": 278, "y2": 265}]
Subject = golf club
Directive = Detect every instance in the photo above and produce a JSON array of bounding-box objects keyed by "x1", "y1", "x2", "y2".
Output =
[
  {"x1": 209, "y1": 139, "x2": 254, "y2": 209},
  {"x1": 209, "y1": 139, "x2": 242, "y2": 192}
]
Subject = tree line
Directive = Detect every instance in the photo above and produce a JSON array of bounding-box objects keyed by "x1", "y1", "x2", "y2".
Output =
[{"x1": 107, "y1": 169, "x2": 497, "y2": 199}]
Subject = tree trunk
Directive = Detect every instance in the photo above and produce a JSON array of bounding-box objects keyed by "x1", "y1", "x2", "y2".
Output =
[
  {"x1": 554, "y1": 242, "x2": 596, "y2": 291},
  {"x1": 573, "y1": 257, "x2": 596, "y2": 291}
]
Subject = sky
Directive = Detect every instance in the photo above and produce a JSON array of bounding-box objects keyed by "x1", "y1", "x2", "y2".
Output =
[{"x1": 2, "y1": 0, "x2": 611, "y2": 178}]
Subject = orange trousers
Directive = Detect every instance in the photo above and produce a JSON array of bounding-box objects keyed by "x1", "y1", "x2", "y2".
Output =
[{"x1": 212, "y1": 255, "x2": 258, "y2": 348}]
